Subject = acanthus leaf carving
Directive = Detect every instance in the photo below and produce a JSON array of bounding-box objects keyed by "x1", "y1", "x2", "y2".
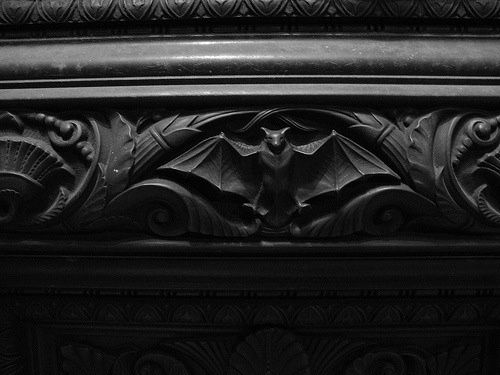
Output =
[{"x1": 2, "y1": 106, "x2": 500, "y2": 238}]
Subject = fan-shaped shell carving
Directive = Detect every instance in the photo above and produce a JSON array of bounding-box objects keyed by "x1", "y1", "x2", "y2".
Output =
[
  {"x1": 0, "y1": 139, "x2": 73, "y2": 224},
  {"x1": 0, "y1": 139, "x2": 67, "y2": 188},
  {"x1": 228, "y1": 328, "x2": 311, "y2": 375}
]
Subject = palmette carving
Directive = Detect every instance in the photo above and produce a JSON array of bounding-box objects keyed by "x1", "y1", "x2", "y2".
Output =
[
  {"x1": 59, "y1": 332, "x2": 482, "y2": 375},
  {"x1": 3, "y1": 107, "x2": 500, "y2": 238}
]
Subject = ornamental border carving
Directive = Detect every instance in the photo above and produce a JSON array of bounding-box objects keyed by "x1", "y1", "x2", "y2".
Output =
[
  {"x1": 1, "y1": 0, "x2": 500, "y2": 27},
  {"x1": 2, "y1": 107, "x2": 500, "y2": 239}
]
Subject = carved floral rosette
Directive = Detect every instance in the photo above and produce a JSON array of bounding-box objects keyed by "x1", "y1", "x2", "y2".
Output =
[{"x1": 1, "y1": 107, "x2": 500, "y2": 238}]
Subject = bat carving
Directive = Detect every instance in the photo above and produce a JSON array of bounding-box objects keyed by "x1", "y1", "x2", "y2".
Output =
[{"x1": 160, "y1": 128, "x2": 400, "y2": 229}]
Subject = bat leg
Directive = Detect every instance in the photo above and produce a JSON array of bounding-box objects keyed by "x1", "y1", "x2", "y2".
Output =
[{"x1": 297, "y1": 202, "x2": 312, "y2": 216}]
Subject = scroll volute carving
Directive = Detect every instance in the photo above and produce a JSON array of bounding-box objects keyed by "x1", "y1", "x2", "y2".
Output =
[
  {"x1": 0, "y1": 111, "x2": 100, "y2": 229},
  {"x1": 119, "y1": 107, "x2": 439, "y2": 237},
  {"x1": 4, "y1": 106, "x2": 500, "y2": 238}
]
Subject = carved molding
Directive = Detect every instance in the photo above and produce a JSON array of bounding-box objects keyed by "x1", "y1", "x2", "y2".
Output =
[
  {"x1": 2, "y1": 0, "x2": 500, "y2": 27},
  {"x1": 2, "y1": 107, "x2": 500, "y2": 238},
  {"x1": 59, "y1": 330, "x2": 482, "y2": 375},
  {"x1": 1, "y1": 293, "x2": 495, "y2": 374}
]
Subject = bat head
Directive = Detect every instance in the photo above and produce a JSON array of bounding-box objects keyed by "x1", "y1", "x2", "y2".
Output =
[{"x1": 262, "y1": 127, "x2": 290, "y2": 154}]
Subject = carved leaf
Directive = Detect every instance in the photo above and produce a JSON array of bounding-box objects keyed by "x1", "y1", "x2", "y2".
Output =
[
  {"x1": 448, "y1": 304, "x2": 479, "y2": 323},
  {"x1": 160, "y1": 0, "x2": 200, "y2": 18},
  {"x1": 371, "y1": 306, "x2": 403, "y2": 325},
  {"x1": 97, "y1": 304, "x2": 127, "y2": 322},
  {"x1": 61, "y1": 344, "x2": 114, "y2": 375},
  {"x1": 381, "y1": 0, "x2": 418, "y2": 17},
  {"x1": 340, "y1": 110, "x2": 410, "y2": 182},
  {"x1": 68, "y1": 163, "x2": 108, "y2": 228},
  {"x1": 60, "y1": 303, "x2": 90, "y2": 321},
  {"x1": 333, "y1": 306, "x2": 366, "y2": 325},
  {"x1": 79, "y1": 0, "x2": 116, "y2": 22},
  {"x1": 134, "y1": 305, "x2": 164, "y2": 323},
  {"x1": 410, "y1": 305, "x2": 441, "y2": 324},
  {"x1": 32, "y1": 187, "x2": 69, "y2": 224},
  {"x1": 106, "y1": 112, "x2": 136, "y2": 200},
  {"x1": 435, "y1": 170, "x2": 472, "y2": 227},
  {"x1": 134, "y1": 352, "x2": 190, "y2": 375},
  {"x1": 253, "y1": 305, "x2": 287, "y2": 324},
  {"x1": 334, "y1": 0, "x2": 377, "y2": 16},
  {"x1": 37, "y1": 0, "x2": 75, "y2": 22},
  {"x1": 0, "y1": 305, "x2": 25, "y2": 375},
  {"x1": 167, "y1": 341, "x2": 231, "y2": 375},
  {"x1": 294, "y1": 306, "x2": 325, "y2": 325},
  {"x1": 118, "y1": 0, "x2": 157, "y2": 20},
  {"x1": 305, "y1": 339, "x2": 366, "y2": 375},
  {"x1": 0, "y1": 0, "x2": 34, "y2": 24},
  {"x1": 202, "y1": 0, "x2": 241, "y2": 17},
  {"x1": 407, "y1": 112, "x2": 440, "y2": 198},
  {"x1": 228, "y1": 329, "x2": 311, "y2": 375},
  {"x1": 246, "y1": 0, "x2": 287, "y2": 16},
  {"x1": 463, "y1": 0, "x2": 500, "y2": 18},
  {"x1": 212, "y1": 305, "x2": 245, "y2": 325},
  {"x1": 423, "y1": 0, "x2": 460, "y2": 17},
  {"x1": 426, "y1": 345, "x2": 481, "y2": 375},
  {"x1": 347, "y1": 350, "x2": 426, "y2": 375},
  {"x1": 292, "y1": 0, "x2": 329, "y2": 16},
  {"x1": 172, "y1": 305, "x2": 205, "y2": 323},
  {"x1": 132, "y1": 110, "x2": 251, "y2": 181}
]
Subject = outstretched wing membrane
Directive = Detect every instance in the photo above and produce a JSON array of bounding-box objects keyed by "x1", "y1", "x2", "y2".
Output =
[
  {"x1": 159, "y1": 133, "x2": 263, "y2": 201},
  {"x1": 293, "y1": 131, "x2": 400, "y2": 203}
]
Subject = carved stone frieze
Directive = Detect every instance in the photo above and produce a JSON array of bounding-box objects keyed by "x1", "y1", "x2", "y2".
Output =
[
  {"x1": 2, "y1": 107, "x2": 500, "y2": 238},
  {"x1": 2, "y1": 0, "x2": 500, "y2": 28},
  {"x1": 1, "y1": 293, "x2": 496, "y2": 374},
  {"x1": 58, "y1": 330, "x2": 483, "y2": 375}
]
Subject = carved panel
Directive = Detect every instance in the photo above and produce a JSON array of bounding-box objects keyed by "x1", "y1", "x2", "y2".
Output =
[
  {"x1": 1, "y1": 292, "x2": 497, "y2": 374},
  {"x1": 2, "y1": 107, "x2": 500, "y2": 238}
]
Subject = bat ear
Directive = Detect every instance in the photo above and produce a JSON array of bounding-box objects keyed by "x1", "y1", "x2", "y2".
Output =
[
  {"x1": 261, "y1": 127, "x2": 271, "y2": 136},
  {"x1": 281, "y1": 127, "x2": 291, "y2": 135}
]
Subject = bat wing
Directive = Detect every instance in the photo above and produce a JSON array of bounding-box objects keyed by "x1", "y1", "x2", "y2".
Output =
[
  {"x1": 159, "y1": 133, "x2": 263, "y2": 201},
  {"x1": 293, "y1": 131, "x2": 400, "y2": 203}
]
